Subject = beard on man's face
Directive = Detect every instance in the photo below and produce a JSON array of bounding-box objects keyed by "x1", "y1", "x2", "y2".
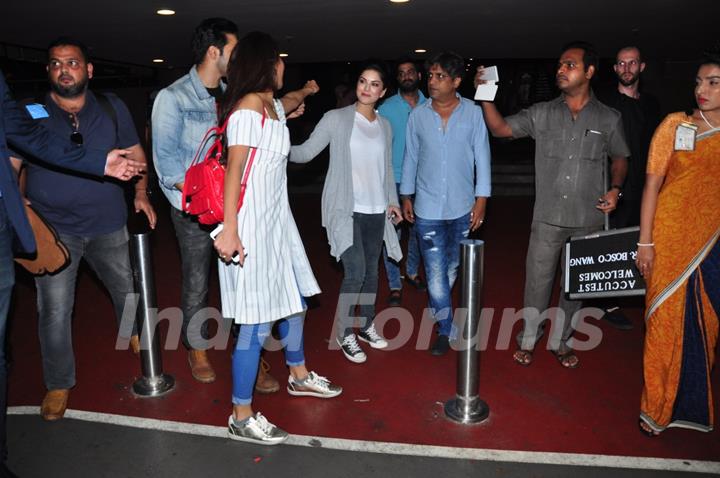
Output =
[
  {"x1": 398, "y1": 77, "x2": 420, "y2": 93},
  {"x1": 616, "y1": 71, "x2": 639, "y2": 87},
  {"x1": 50, "y1": 74, "x2": 89, "y2": 98}
]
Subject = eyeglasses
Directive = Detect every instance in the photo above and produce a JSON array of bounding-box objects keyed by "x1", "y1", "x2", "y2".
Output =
[
  {"x1": 427, "y1": 72, "x2": 451, "y2": 81},
  {"x1": 69, "y1": 113, "x2": 83, "y2": 145}
]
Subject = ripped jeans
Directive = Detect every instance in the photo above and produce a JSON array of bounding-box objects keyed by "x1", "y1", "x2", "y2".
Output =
[
  {"x1": 231, "y1": 313, "x2": 306, "y2": 405},
  {"x1": 414, "y1": 213, "x2": 470, "y2": 337}
]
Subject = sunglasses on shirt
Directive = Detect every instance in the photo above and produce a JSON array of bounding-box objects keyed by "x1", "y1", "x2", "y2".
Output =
[{"x1": 69, "y1": 113, "x2": 83, "y2": 145}]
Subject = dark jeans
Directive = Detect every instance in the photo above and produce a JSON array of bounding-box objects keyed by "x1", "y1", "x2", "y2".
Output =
[
  {"x1": 0, "y1": 199, "x2": 13, "y2": 461},
  {"x1": 336, "y1": 212, "x2": 385, "y2": 339},
  {"x1": 35, "y1": 227, "x2": 137, "y2": 390},
  {"x1": 170, "y1": 207, "x2": 212, "y2": 349},
  {"x1": 382, "y1": 184, "x2": 422, "y2": 290}
]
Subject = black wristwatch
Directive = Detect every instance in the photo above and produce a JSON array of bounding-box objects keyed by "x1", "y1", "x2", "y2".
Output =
[{"x1": 610, "y1": 184, "x2": 623, "y2": 198}]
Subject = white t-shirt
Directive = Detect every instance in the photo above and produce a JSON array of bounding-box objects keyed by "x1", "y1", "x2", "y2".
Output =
[{"x1": 349, "y1": 111, "x2": 386, "y2": 214}]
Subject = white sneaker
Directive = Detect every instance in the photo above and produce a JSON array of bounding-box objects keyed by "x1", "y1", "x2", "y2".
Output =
[
  {"x1": 227, "y1": 413, "x2": 288, "y2": 445},
  {"x1": 357, "y1": 324, "x2": 388, "y2": 349},
  {"x1": 337, "y1": 335, "x2": 367, "y2": 363},
  {"x1": 287, "y1": 371, "x2": 343, "y2": 398}
]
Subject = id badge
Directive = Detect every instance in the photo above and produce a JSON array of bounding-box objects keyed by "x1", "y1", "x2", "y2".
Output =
[
  {"x1": 674, "y1": 122, "x2": 697, "y2": 151},
  {"x1": 25, "y1": 103, "x2": 49, "y2": 119}
]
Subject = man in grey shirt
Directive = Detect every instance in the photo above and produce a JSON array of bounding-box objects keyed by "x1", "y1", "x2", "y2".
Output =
[{"x1": 476, "y1": 41, "x2": 629, "y2": 368}]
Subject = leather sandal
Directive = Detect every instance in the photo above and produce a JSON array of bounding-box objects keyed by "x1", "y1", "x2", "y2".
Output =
[
  {"x1": 551, "y1": 350, "x2": 579, "y2": 369},
  {"x1": 638, "y1": 419, "x2": 660, "y2": 437},
  {"x1": 513, "y1": 349, "x2": 533, "y2": 366}
]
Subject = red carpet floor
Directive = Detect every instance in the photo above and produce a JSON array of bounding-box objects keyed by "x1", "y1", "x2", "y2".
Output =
[{"x1": 7, "y1": 195, "x2": 720, "y2": 461}]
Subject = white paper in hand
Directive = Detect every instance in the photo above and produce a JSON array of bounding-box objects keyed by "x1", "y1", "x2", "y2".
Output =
[{"x1": 474, "y1": 65, "x2": 499, "y2": 101}]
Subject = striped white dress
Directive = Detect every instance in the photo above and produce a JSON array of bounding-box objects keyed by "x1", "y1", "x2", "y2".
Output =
[{"x1": 218, "y1": 99, "x2": 321, "y2": 324}]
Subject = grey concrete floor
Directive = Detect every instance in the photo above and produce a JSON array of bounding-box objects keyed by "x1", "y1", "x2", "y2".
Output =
[{"x1": 5, "y1": 415, "x2": 718, "y2": 477}]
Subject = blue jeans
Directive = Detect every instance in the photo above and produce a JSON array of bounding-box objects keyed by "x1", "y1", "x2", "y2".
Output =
[
  {"x1": 0, "y1": 199, "x2": 14, "y2": 461},
  {"x1": 382, "y1": 185, "x2": 421, "y2": 290},
  {"x1": 414, "y1": 214, "x2": 470, "y2": 337},
  {"x1": 232, "y1": 313, "x2": 306, "y2": 405},
  {"x1": 170, "y1": 207, "x2": 213, "y2": 349},
  {"x1": 35, "y1": 227, "x2": 137, "y2": 390}
]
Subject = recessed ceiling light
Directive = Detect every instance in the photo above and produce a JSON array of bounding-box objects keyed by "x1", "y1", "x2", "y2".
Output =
[
  {"x1": 156, "y1": 9, "x2": 175, "y2": 15},
  {"x1": 414, "y1": 49, "x2": 426, "y2": 53},
  {"x1": 279, "y1": 53, "x2": 289, "y2": 58},
  {"x1": 152, "y1": 58, "x2": 165, "y2": 63},
  {"x1": 390, "y1": 0, "x2": 410, "y2": 3}
]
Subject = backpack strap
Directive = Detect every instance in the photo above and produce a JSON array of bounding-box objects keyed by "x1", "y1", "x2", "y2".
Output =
[
  {"x1": 95, "y1": 93, "x2": 119, "y2": 146},
  {"x1": 237, "y1": 110, "x2": 266, "y2": 209}
]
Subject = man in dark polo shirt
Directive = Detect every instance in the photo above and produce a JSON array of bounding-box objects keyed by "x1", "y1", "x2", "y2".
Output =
[
  {"x1": 476, "y1": 41, "x2": 629, "y2": 368},
  {"x1": 1, "y1": 69, "x2": 141, "y2": 478},
  {"x1": 16, "y1": 37, "x2": 156, "y2": 421}
]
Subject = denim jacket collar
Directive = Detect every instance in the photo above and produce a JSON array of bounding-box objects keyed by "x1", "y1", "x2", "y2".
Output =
[{"x1": 188, "y1": 65, "x2": 226, "y2": 101}]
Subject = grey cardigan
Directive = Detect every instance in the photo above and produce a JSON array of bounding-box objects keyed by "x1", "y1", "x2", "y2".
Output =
[{"x1": 290, "y1": 104, "x2": 402, "y2": 261}]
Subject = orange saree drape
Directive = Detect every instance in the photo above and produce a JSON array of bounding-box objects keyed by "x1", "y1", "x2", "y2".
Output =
[{"x1": 641, "y1": 113, "x2": 720, "y2": 433}]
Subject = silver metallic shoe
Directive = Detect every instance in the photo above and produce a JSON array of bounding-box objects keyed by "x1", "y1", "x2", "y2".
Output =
[
  {"x1": 287, "y1": 371, "x2": 343, "y2": 398},
  {"x1": 227, "y1": 413, "x2": 288, "y2": 445}
]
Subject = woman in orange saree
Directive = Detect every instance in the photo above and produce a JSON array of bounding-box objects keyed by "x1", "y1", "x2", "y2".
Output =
[{"x1": 636, "y1": 51, "x2": 720, "y2": 436}]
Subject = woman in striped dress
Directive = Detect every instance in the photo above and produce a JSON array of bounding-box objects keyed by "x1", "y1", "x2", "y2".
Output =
[{"x1": 213, "y1": 31, "x2": 341, "y2": 445}]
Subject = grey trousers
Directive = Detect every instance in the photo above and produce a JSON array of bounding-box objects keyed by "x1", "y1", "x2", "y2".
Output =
[{"x1": 516, "y1": 221, "x2": 600, "y2": 353}]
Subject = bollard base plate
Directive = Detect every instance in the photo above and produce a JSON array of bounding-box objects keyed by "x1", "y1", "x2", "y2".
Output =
[
  {"x1": 444, "y1": 397, "x2": 489, "y2": 424},
  {"x1": 132, "y1": 374, "x2": 175, "y2": 398}
]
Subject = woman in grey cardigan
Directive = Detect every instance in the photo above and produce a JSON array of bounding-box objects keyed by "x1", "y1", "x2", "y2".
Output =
[{"x1": 290, "y1": 61, "x2": 403, "y2": 363}]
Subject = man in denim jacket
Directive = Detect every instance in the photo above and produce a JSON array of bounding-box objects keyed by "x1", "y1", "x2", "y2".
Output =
[{"x1": 152, "y1": 18, "x2": 239, "y2": 385}]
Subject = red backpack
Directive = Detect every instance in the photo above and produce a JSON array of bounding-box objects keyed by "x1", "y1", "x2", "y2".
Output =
[{"x1": 181, "y1": 110, "x2": 265, "y2": 225}]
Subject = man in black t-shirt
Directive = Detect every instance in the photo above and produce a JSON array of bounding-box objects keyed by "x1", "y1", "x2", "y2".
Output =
[
  {"x1": 604, "y1": 46, "x2": 661, "y2": 228},
  {"x1": 600, "y1": 46, "x2": 661, "y2": 329}
]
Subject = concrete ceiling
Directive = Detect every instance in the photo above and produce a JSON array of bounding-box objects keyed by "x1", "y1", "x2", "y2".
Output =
[{"x1": 1, "y1": 0, "x2": 715, "y2": 67}]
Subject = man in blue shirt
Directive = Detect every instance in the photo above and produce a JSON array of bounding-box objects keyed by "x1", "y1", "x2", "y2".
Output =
[
  {"x1": 378, "y1": 58, "x2": 427, "y2": 306},
  {"x1": 14, "y1": 37, "x2": 157, "y2": 422},
  {"x1": 400, "y1": 52, "x2": 491, "y2": 356}
]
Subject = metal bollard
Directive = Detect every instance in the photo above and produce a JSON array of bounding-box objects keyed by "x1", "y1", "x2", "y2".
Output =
[
  {"x1": 129, "y1": 213, "x2": 175, "y2": 397},
  {"x1": 444, "y1": 239, "x2": 489, "y2": 424}
]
